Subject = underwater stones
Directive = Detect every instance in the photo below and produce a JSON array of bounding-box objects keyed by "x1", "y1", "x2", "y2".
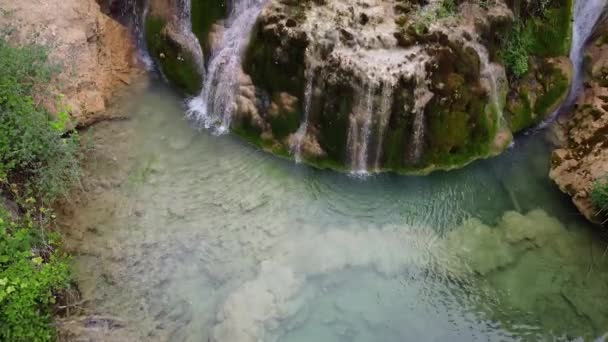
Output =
[
  {"x1": 443, "y1": 210, "x2": 568, "y2": 276},
  {"x1": 443, "y1": 217, "x2": 515, "y2": 275}
]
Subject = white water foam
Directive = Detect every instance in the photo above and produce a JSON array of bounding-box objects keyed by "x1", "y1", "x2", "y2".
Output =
[{"x1": 187, "y1": 0, "x2": 268, "y2": 134}]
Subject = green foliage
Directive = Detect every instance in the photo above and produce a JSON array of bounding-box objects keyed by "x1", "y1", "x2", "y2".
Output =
[
  {"x1": 502, "y1": 0, "x2": 573, "y2": 78},
  {"x1": 0, "y1": 209, "x2": 71, "y2": 342},
  {"x1": 437, "y1": 0, "x2": 457, "y2": 18},
  {"x1": 411, "y1": 0, "x2": 458, "y2": 35},
  {"x1": 0, "y1": 39, "x2": 81, "y2": 202},
  {"x1": 591, "y1": 177, "x2": 608, "y2": 214},
  {"x1": 502, "y1": 23, "x2": 532, "y2": 78}
]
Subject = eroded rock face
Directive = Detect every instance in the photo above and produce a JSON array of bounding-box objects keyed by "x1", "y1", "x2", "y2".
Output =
[
  {"x1": 550, "y1": 25, "x2": 608, "y2": 224},
  {"x1": 144, "y1": 0, "x2": 574, "y2": 174},
  {"x1": 233, "y1": 0, "x2": 521, "y2": 174},
  {"x1": 0, "y1": 0, "x2": 143, "y2": 126}
]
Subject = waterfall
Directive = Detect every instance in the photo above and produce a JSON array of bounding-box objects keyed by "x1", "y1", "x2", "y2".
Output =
[
  {"x1": 472, "y1": 41, "x2": 505, "y2": 121},
  {"x1": 187, "y1": 0, "x2": 268, "y2": 134},
  {"x1": 114, "y1": 0, "x2": 154, "y2": 69},
  {"x1": 373, "y1": 83, "x2": 394, "y2": 171},
  {"x1": 347, "y1": 81, "x2": 376, "y2": 175},
  {"x1": 410, "y1": 70, "x2": 433, "y2": 164},
  {"x1": 292, "y1": 51, "x2": 316, "y2": 163},
  {"x1": 540, "y1": 0, "x2": 607, "y2": 126},
  {"x1": 177, "y1": 0, "x2": 206, "y2": 79}
]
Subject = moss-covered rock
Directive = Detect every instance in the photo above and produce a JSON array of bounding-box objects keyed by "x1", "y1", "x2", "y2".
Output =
[
  {"x1": 145, "y1": 16, "x2": 202, "y2": 95},
  {"x1": 146, "y1": 0, "x2": 579, "y2": 175},
  {"x1": 500, "y1": 0, "x2": 574, "y2": 132},
  {"x1": 506, "y1": 58, "x2": 572, "y2": 132},
  {"x1": 191, "y1": 0, "x2": 227, "y2": 55}
]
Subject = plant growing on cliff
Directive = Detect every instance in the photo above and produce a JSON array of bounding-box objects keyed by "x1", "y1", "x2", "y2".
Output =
[
  {"x1": 0, "y1": 208, "x2": 70, "y2": 342},
  {"x1": 502, "y1": 23, "x2": 531, "y2": 78},
  {"x1": 0, "y1": 38, "x2": 81, "y2": 203},
  {"x1": 590, "y1": 177, "x2": 608, "y2": 220}
]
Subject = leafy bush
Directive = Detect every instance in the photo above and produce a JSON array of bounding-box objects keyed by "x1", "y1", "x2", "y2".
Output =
[
  {"x1": 0, "y1": 208, "x2": 70, "y2": 341},
  {"x1": 591, "y1": 177, "x2": 608, "y2": 215},
  {"x1": 502, "y1": 23, "x2": 532, "y2": 78},
  {"x1": 0, "y1": 38, "x2": 81, "y2": 203}
]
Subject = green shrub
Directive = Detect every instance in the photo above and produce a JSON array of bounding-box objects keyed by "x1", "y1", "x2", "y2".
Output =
[
  {"x1": 590, "y1": 177, "x2": 608, "y2": 215},
  {"x1": 0, "y1": 209, "x2": 70, "y2": 342},
  {"x1": 0, "y1": 38, "x2": 81, "y2": 203},
  {"x1": 502, "y1": 23, "x2": 532, "y2": 78}
]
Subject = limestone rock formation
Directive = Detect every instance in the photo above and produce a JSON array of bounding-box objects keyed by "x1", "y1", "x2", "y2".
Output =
[
  {"x1": 144, "y1": 0, "x2": 225, "y2": 94},
  {"x1": 0, "y1": 0, "x2": 143, "y2": 126},
  {"x1": 144, "y1": 0, "x2": 574, "y2": 174},
  {"x1": 550, "y1": 24, "x2": 608, "y2": 224}
]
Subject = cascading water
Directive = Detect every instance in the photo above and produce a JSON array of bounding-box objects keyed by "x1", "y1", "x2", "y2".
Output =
[
  {"x1": 373, "y1": 83, "x2": 394, "y2": 171},
  {"x1": 538, "y1": 0, "x2": 607, "y2": 127},
  {"x1": 292, "y1": 51, "x2": 316, "y2": 163},
  {"x1": 471, "y1": 41, "x2": 505, "y2": 122},
  {"x1": 347, "y1": 81, "x2": 377, "y2": 175},
  {"x1": 114, "y1": 0, "x2": 154, "y2": 69},
  {"x1": 187, "y1": 0, "x2": 268, "y2": 134},
  {"x1": 409, "y1": 70, "x2": 433, "y2": 163},
  {"x1": 176, "y1": 0, "x2": 205, "y2": 79}
]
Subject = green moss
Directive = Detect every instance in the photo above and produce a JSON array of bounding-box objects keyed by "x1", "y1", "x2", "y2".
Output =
[
  {"x1": 507, "y1": 90, "x2": 534, "y2": 132},
  {"x1": 267, "y1": 94, "x2": 302, "y2": 139},
  {"x1": 507, "y1": 62, "x2": 569, "y2": 132},
  {"x1": 383, "y1": 126, "x2": 407, "y2": 170},
  {"x1": 244, "y1": 24, "x2": 307, "y2": 96},
  {"x1": 316, "y1": 83, "x2": 353, "y2": 165},
  {"x1": 427, "y1": 111, "x2": 471, "y2": 154},
  {"x1": 533, "y1": 69, "x2": 569, "y2": 117},
  {"x1": 502, "y1": 0, "x2": 573, "y2": 79},
  {"x1": 591, "y1": 176, "x2": 608, "y2": 214},
  {"x1": 524, "y1": 0, "x2": 573, "y2": 57},
  {"x1": 145, "y1": 16, "x2": 202, "y2": 95},
  {"x1": 191, "y1": 0, "x2": 227, "y2": 55}
]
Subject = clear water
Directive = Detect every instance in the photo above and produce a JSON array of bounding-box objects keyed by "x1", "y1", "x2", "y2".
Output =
[{"x1": 69, "y1": 81, "x2": 608, "y2": 341}]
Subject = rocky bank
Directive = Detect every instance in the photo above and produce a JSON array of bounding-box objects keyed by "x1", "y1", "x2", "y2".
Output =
[
  {"x1": 0, "y1": 0, "x2": 144, "y2": 127},
  {"x1": 550, "y1": 18, "x2": 608, "y2": 224}
]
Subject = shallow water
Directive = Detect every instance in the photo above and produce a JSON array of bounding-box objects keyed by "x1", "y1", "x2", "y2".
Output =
[{"x1": 68, "y1": 81, "x2": 608, "y2": 341}]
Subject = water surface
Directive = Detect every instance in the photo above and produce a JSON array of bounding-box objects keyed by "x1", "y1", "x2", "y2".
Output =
[{"x1": 66, "y1": 81, "x2": 608, "y2": 341}]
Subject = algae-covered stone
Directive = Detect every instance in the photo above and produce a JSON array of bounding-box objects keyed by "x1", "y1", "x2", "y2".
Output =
[
  {"x1": 144, "y1": 0, "x2": 205, "y2": 95},
  {"x1": 145, "y1": 16, "x2": 202, "y2": 95},
  {"x1": 444, "y1": 209, "x2": 608, "y2": 338},
  {"x1": 502, "y1": 0, "x2": 574, "y2": 132},
  {"x1": 191, "y1": 0, "x2": 227, "y2": 55},
  {"x1": 235, "y1": 0, "x2": 519, "y2": 174}
]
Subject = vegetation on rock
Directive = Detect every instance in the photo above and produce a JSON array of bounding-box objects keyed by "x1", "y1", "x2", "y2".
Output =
[
  {"x1": 0, "y1": 38, "x2": 78, "y2": 341},
  {"x1": 0, "y1": 39, "x2": 81, "y2": 203},
  {"x1": 145, "y1": 16, "x2": 203, "y2": 95},
  {"x1": 0, "y1": 208, "x2": 70, "y2": 342},
  {"x1": 591, "y1": 177, "x2": 608, "y2": 220}
]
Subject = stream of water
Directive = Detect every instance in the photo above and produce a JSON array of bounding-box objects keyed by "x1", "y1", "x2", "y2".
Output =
[
  {"x1": 186, "y1": 0, "x2": 268, "y2": 134},
  {"x1": 68, "y1": 80, "x2": 608, "y2": 341}
]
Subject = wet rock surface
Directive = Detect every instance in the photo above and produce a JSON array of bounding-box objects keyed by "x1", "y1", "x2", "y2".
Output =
[
  {"x1": 237, "y1": 0, "x2": 516, "y2": 174},
  {"x1": 550, "y1": 25, "x2": 608, "y2": 224}
]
